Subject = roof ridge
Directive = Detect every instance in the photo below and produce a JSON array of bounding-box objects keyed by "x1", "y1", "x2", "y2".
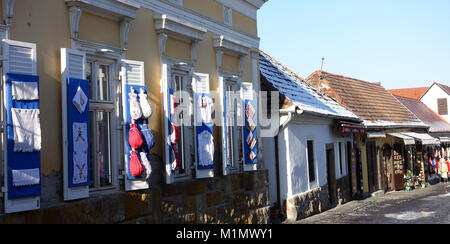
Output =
[{"x1": 317, "y1": 70, "x2": 382, "y2": 86}]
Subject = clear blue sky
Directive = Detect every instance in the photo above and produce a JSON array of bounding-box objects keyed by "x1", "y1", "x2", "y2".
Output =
[{"x1": 257, "y1": 0, "x2": 450, "y2": 90}]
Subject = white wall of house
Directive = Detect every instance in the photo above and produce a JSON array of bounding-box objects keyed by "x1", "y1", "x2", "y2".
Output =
[
  {"x1": 421, "y1": 84, "x2": 450, "y2": 123},
  {"x1": 266, "y1": 114, "x2": 353, "y2": 204}
]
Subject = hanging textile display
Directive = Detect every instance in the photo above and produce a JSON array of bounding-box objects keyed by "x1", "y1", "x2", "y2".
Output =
[
  {"x1": 72, "y1": 123, "x2": 88, "y2": 185},
  {"x1": 140, "y1": 152, "x2": 152, "y2": 179},
  {"x1": 129, "y1": 87, "x2": 143, "y2": 121},
  {"x1": 124, "y1": 85, "x2": 154, "y2": 180},
  {"x1": 11, "y1": 108, "x2": 42, "y2": 153},
  {"x1": 139, "y1": 88, "x2": 153, "y2": 119},
  {"x1": 242, "y1": 83, "x2": 258, "y2": 165},
  {"x1": 196, "y1": 93, "x2": 214, "y2": 170},
  {"x1": 5, "y1": 73, "x2": 42, "y2": 199},
  {"x1": 67, "y1": 77, "x2": 90, "y2": 187}
]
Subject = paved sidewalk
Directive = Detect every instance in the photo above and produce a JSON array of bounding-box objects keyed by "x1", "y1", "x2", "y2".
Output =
[{"x1": 293, "y1": 183, "x2": 450, "y2": 224}]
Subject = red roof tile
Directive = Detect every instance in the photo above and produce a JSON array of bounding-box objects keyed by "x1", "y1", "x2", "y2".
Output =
[
  {"x1": 305, "y1": 71, "x2": 426, "y2": 128},
  {"x1": 388, "y1": 87, "x2": 428, "y2": 100}
]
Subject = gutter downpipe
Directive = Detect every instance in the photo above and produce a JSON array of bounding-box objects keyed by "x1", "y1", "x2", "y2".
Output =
[{"x1": 274, "y1": 107, "x2": 303, "y2": 215}]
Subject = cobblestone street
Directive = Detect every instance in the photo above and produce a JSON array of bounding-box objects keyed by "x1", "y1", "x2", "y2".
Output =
[{"x1": 294, "y1": 183, "x2": 450, "y2": 224}]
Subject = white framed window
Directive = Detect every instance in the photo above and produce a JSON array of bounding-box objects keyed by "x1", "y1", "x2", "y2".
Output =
[
  {"x1": 224, "y1": 78, "x2": 243, "y2": 173},
  {"x1": 171, "y1": 70, "x2": 195, "y2": 179},
  {"x1": 86, "y1": 59, "x2": 118, "y2": 190}
]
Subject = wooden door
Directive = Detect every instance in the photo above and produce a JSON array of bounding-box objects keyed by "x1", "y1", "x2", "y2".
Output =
[
  {"x1": 326, "y1": 144, "x2": 337, "y2": 204},
  {"x1": 393, "y1": 144, "x2": 405, "y2": 191},
  {"x1": 366, "y1": 141, "x2": 378, "y2": 192}
]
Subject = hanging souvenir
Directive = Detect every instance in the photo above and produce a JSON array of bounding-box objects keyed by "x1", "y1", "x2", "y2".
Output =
[
  {"x1": 11, "y1": 108, "x2": 42, "y2": 152},
  {"x1": 139, "y1": 88, "x2": 153, "y2": 119},
  {"x1": 140, "y1": 123, "x2": 155, "y2": 150},
  {"x1": 72, "y1": 122, "x2": 88, "y2": 185},
  {"x1": 140, "y1": 152, "x2": 152, "y2": 179},
  {"x1": 129, "y1": 150, "x2": 144, "y2": 177},
  {"x1": 72, "y1": 86, "x2": 88, "y2": 114},
  {"x1": 129, "y1": 87, "x2": 143, "y2": 121},
  {"x1": 198, "y1": 130, "x2": 214, "y2": 167},
  {"x1": 129, "y1": 123, "x2": 143, "y2": 149}
]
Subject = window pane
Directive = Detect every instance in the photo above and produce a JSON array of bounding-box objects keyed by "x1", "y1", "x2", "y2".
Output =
[
  {"x1": 90, "y1": 111, "x2": 112, "y2": 187},
  {"x1": 339, "y1": 142, "x2": 343, "y2": 175},
  {"x1": 97, "y1": 64, "x2": 110, "y2": 101},
  {"x1": 86, "y1": 62, "x2": 94, "y2": 100},
  {"x1": 307, "y1": 140, "x2": 315, "y2": 182}
]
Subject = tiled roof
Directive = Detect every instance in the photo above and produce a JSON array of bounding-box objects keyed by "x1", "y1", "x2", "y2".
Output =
[
  {"x1": 258, "y1": 51, "x2": 359, "y2": 121},
  {"x1": 394, "y1": 95, "x2": 450, "y2": 133},
  {"x1": 305, "y1": 71, "x2": 427, "y2": 128},
  {"x1": 388, "y1": 87, "x2": 428, "y2": 100}
]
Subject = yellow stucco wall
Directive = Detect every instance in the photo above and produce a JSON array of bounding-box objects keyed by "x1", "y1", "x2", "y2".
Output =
[
  {"x1": 165, "y1": 37, "x2": 191, "y2": 62},
  {"x1": 11, "y1": 0, "x2": 71, "y2": 175},
  {"x1": 232, "y1": 10, "x2": 258, "y2": 37},
  {"x1": 183, "y1": 0, "x2": 223, "y2": 23},
  {"x1": 78, "y1": 12, "x2": 120, "y2": 47}
]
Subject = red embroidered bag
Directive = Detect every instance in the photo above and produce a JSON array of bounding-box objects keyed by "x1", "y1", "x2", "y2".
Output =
[
  {"x1": 129, "y1": 123, "x2": 143, "y2": 149},
  {"x1": 129, "y1": 150, "x2": 144, "y2": 177}
]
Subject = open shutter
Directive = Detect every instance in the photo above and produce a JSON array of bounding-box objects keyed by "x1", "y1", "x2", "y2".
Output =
[
  {"x1": 121, "y1": 59, "x2": 150, "y2": 191},
  {"x1": 61, "y1": 48, "x2": 90, "y2": 201},
  {"x1": 2, "y1": 40, "x2": 40, "y2": 213},
  {"x1": 242, "y1": 82, "x2": 257, "y2": 172},
  {"x1": 193, "y1": 73, "x2": 214, "y2": 179}
]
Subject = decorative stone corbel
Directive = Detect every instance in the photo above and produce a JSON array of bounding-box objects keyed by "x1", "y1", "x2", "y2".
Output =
[
  {"x1": 2, "y1": 0, "x2": 15, "y2": 26},
  {"x1": 190, "y1": 40, "x2": 199, "y2": 64},
  {"x1": 158, "y1": 33, "x2": 168, "y2": 57},
  {"x1": 215, "y1": 49, "x2": 224, "y2": 71},
  {"x1": 238, "y1": 55, "x2": 246, "y2": 75},
  {"x1": 69, "y1": 5, "x2": 82, "y2": 39},
  {"x1": 120, "y1": 18, "x2": 131, "y2": 50}
]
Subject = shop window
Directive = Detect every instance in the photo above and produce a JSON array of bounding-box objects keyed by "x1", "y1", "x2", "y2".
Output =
[
  {"x1": 86, "y1": 61, "x2": 116, "y2": 189},
  {"x1": 438, "y1": 98, "x2": 448, "y2": 115},
  {"x1": 307, "y1": 140, "x2": 315, "y2": 182}
]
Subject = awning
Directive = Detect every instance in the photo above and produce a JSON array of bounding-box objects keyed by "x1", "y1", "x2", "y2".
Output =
[
  {"x1": 387, "y1": 133, "x2": 416, "y2": 145},
  {"x1": 399, "y1": 132, "x2": 441, "y2": 145},
  {"x1": 367, "y1": 131, "x2": 386, "y2": 138},
  {"x1": 341, "y1": 123, "x2": 366, "y2": 134},
  {"x1": 440, "y1": 137, "x2": 450, "y2": 143}
]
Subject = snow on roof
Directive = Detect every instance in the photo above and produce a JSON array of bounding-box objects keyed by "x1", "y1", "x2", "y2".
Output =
[{"x1": 259, "y1": 50, "x2": 359, "y2": 121}]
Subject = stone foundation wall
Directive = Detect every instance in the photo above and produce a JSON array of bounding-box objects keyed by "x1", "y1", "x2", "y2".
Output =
[
  {"x1": 285, "y1": 175, "x2": 352, "y2": 222},
  {"x1": 286, "y1": 186, "x2": 330, "y2": 222},
  {"x1": 0, "y1": 169, "x2": 270, "y2": 224}
]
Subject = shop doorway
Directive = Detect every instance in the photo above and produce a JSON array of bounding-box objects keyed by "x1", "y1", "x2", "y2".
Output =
[
  {"x1": 326, "y1": 144, "x2": 337, "y2": 205},
  {"x1": 393, "y1": 143, "x2": 405, "y2": 191},
  {"x1": 366, "y1": 141, "x2": 379, "y2": 192}
]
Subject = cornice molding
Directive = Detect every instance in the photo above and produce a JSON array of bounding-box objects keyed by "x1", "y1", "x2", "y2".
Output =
[
  {"x1": 136, "y1": 0, "x2": 260, "y2": 49},
  {"x1": 65, "y1": 0, "x2": 140, "y2": 20},
  {"x1": 154, "y1": 13, "x2": 207, "y2": 43}
]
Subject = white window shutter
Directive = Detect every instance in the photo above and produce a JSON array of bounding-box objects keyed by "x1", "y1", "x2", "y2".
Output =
[
  {"x1": 3, "y1": 40, "x2": 40, "y2": 213},
  {"x1": 193, "y1": 73, "x2": 214, "y2": 179},
  {"x1": 121, "y1": 59, "x2": 150, "y2": 191},
  {"x1": 61, "y1": 48, "x2": 90, "y2": 201}
]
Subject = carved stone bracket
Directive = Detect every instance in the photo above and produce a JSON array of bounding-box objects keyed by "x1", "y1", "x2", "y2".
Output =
[
  {"x1": 69, "y1": 5, "x2": 82, "y2": 39},
  {"x1": 120, "y1": 19, "x2": 131, "y2": 50}
]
